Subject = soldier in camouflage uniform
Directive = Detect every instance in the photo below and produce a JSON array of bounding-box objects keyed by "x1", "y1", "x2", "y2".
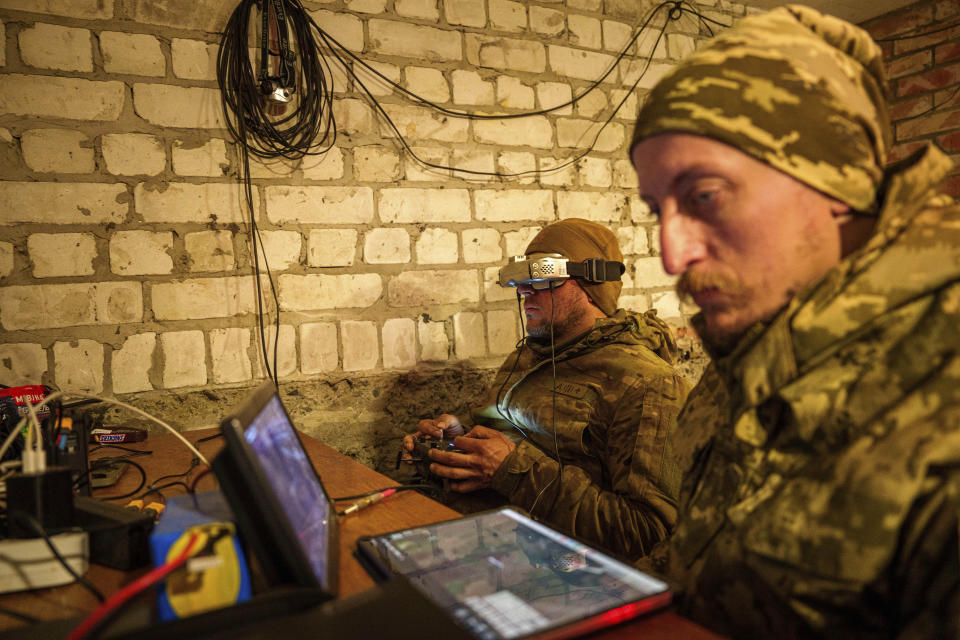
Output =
[
  {"x1": 403, "y1": 219, "x2": 688, "y2": 558},
  {"x1": 630, "y1": 5, "x2": 959, "y2": 638}
]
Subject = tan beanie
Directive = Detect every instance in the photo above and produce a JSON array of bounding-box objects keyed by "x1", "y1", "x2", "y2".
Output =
[{"x1": 525, "y1": 219, "x2": 623, "y2": 316}]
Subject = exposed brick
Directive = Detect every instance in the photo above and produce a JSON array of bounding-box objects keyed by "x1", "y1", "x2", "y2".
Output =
[
  {"x1": 446, "y1": 0, "x2": 486, "y2": 27},
  {"x1": 160, "y1": 330, "x2": 206, "y2": 389},
  {"x1": 173, "y1": 138, "x2": 229, "y2": 177},
  {"x1": 487, "y1": 308, "x2": 519, "y2": 355},
  {"x1": 897, "y1": 61, "x2": 960, "y2": 98},
  {"x1": 253, "y1": 324, "x2": 297, "y2": 379},
  {"x1": 497, "y1": 151, "x2": 536, "y2": 184},
  {"x1": 129, "y1": 0, "x2": 227, "y2": 31},
  {"x1": 309, "y1": 10, "x2": 365, "y2": 52},
  {"x1": 380, "y1": 103, "x2": 469, "y2": 143},
  {"x1": 0, "y1": 282, "x2": 142, "y2": 330},
  {"x1": 1, "y1": 183, "x2": 127, "y2": 225},
  {"x1": 0, "y1": 242, "x2": 13, "y2": 279},
  {"x1": 0, "y1": 0, "x2": 111, "y2": 19},
  {"x1": 623, "y1": 61, "x2": 673, "y2": 89},
  {"x1": 936, "y1": 85, "x2": 960, "y2": 109},
  {"x1": 210, "y1": 327, "x2": 252, "y2": 384},
  {"x1": 579, "y1": 157, "x2": 612, "y2": 187},
  {"x1": 342, "y1": 321, "x2": 379, "y2": 371},
  {"x1": 257, "y1": 230, "x2": 302, "y2": 271},
  {"x1": 382, "y1": 318, "x2": 417, "y2": 368},
  {"x1": 354, "y1": 145, "x2": 401, "y2": 181},
  {"x1": 100, "y1": 32, "x2": 164, "y2": 76},
  {"x1": 133, "y1": 84, "x2": 224, "y2": 128},
  {"x1": 404, "y1": 146, "x2": 450, "y2": 181},
  {"x1": 452, "y1": 69, "x2": 496, "y2": 105},
  {"x1": 556, "y1": 118, "x2": 624, "y2": 152},
  {"x1": 936, "y1": 41, "x2": 960, "y2": 65},
  {"x1": 0, "y1": 75, "x2": 124, "y2": 120},
  {"x1": 538, "y1": 157, "x2": 577, "y2": 187},
  {"x1": 451, "y1": 149, "x2": 495, "y2": 179},
  {"x1": 537, "y1": 82, "x2": 573, "y2": 115},
  {"x1": 369, "y1": 19, "x2": 461, "y2": 61},
  {"x1": 279, "y1": 273, "x2": 382, "y2": 310},
  {"x1": 894, "y1": 25, "x2": 960, "y2": 57},
  {"x1": 21, "y1": 129, "x2": 94, "y2": 173},
  {"x1": 616, "y1": 225, "x2": 650, "y2": 256},
  {"x1": 28, "y1": 233, "x2": 96, "y2": 278},
  {"x1": 453, "y1": 311, "x2": 485, "y2": 359},
  {"x1": 379, "y1": 188, "x2": 471, "y2": 222},
  {"x1": 300, "y1": 147, "x2": 344, "y2": 181},
  {"x1": 557, "y1": 191, "x2": 627, "y2": 222},
  {"x1": 569, "y1": 0, "x2": 601, "y2": 9},
  {"x1": 364, "y1": 228, "x2": 411, "y2": 264},
  {"x1": 633, "y1": 256, "x2": 676, "y2": 287},
  {"x1": 152, "y1": 277, "x2": 258, "y2": 321},
  {"x1": 611, "y1": 89, "x2": 639, "y2": 123},
  {"x1": 356, "y1": 60, "x2": 400, "y2": 97},
  {"x1": 497, "y1": 76, "x2": 535, "y2": 109},
  {"x1": 266, "y1": 185, "x2": 373, "y2": 224},
  {"x1": 887, "y1": 50, "x2": 933, "y2": 80},
  {"x1": 629, "y1": 195, "x2": 656, "y2": 223},
  {"x1": 569, "y1": 15, "x2": 602, "y2": 49},
  {"x1": 575, "y1": 89, "x2": 607, "y2": 118},
  {"x1": 651, "y1": 291, "x2": 681, "y2": 319},
  {"x1": 530, "y1": 6, "x2": 565, "y2": 36},
  {"x1": 666, "y1": 33, "x2": 696, "y2": 59},
  {"x1": 549, "y1": 45, "x2": 615, "y2": 82},
  {"x1": 396, "y1": 0, "x2": 440, "y2": 21},
  {"x1": 418, "y1": 318, "x2": 449, "y2": 361},
  {"x1": 475, "y1": 189, "x2": 554, "y2": 221},
  {"x1": 484, "y1": 266, "x2": 516, "y2": 302},
  {"x1": 388, "y1": 269, "x2": 480, "y2": 306},
  {"x1": 111, "y1": 333, "x2": 155, "y2": 394},
  {"x1": 308, "y1": 229, "x2": 357, "y2": 267},
  {"x1": 171, "y1": 38, "x2": 218, "y2": 81},
  {"x1": 416, "y1": 228, "x2": 458, "y2": 264},
  {"x1": 474, "y1": 116, "x2": 553, "y2": 148},
  {"x1": 0, "y1": 22, "x2": 5, "y2": 67},
  {"x1": 0, "y1": 343, "x2": 47, "y2": 387},
  {"x1": 603, "y1": 20, "x2": 632, "y2": 53},
  {"x1": 405, "y1": 66, "x2": 450, "y2": 103},
  {"x1": 936, "y1": 1, "x2": 960, "y2": 21},
  {"x1": 939, "y1": 130, "x2": 960, "y2": 153},
  {"x1": 463, "y1": 228, "x2": 502, "y2": 263},
  {"x1": 886, "y1": 140, "x2": 927, "y2": 164},
  {"x1": 301, "y1": 322, "x2": 339, "y2": 374},
  {"x1": 185, "y1": 230, "x2": 235, "y2": 272},
  {"x1": 54, "y1": 340, "x2": 103, "y2": 394},
  {"x1": 102, "y1": 133, "x2": 165, "y2": 176},
  {"x1": 889, "y1": 94, "x2": 934, "y2": 121},
  {"x1": 618, "y1": 293, "x2": 649, "y2": 314},
  {"x1": 19, "y1": 23, "x2": 92, "y2": 72},
  {"x1": 466, "y1": 34, "x2": 546, "y2": 73},
  {"x1": 136, "y1": 183, "x2": 248, "y2": 224},
  {"x1": 346, "y1": 0, "x2": 386, "y2": 13},
  {"x1": 896, "y1": 108, "x2": 960, "y2": 139},
  {"x1": 943, "y1": 174, "x2": 960, "y2": 198},
  {"x1": 613, "y1": 158, "x2": 639, "y2": 189},
  {"x1": 865, "y1": 6, "x2": 935, "y2": 41},
  {"x1": 489, "y1": 0, "x2": 526, "y2": 32}
]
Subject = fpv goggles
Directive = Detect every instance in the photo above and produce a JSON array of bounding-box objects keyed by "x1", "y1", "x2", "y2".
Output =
[{"x1": 498, "y1": 253, "x2": 625, "y2": 290}]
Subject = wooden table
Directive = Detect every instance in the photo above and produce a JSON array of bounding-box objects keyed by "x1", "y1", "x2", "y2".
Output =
[{"x1": 0, "y1": 428, "x2": 721, "y2": 639}]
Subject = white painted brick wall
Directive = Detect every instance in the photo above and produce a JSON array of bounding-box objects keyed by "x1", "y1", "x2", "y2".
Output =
[
  {"x1": 354, "y1": 145, "x2": 400, "y2": 182},
  {"x1": 0, "y1": 343, "x2": 47, "y2": 387},
  {"x1": 530, "y1": 7, "x2": 565, "y2": 36},
  {"x1": 172, "y1": 138, "x2": 229, "y2": 177},
  {"x1": 152, "y1": 277, "x2": 257, "y2": 321},
  {"x1": 416, "y1": 228, "x2": 458, "y2": 264},
  {"x1": 267, "y1": 186, "x2": 373, "y2": 224},
  {"x1": 557, "y1": 191, "x2": 627, "y2": 222},
  {"x1": 489, "y1": 0, "x2": 526, "y2": 32},
  {"x1": 487, "y1": 309, "x2": 519, "y2": 355},
  {"x1": 302, "y1": 147, "x2": 345, "y2": 181},
  {"x1": 418, "y1": 318, "x2": 449, "y2": 361},
  {"x1": 405, "y1": 67, "x2": 450, "y2": 103},
  {"x1": 497, "y1": 76, "x2": 534, "y2": 109},
  {"x1": 382, "y1": 317, "x2": 416, "y2": 369},
  {"x1": 465, "y1": 35, "x2": 546, "y2": 73},
  {"x1": 279, "y1": 274, "x2": 382, "y2": 311},
  {"x1": 300, "y1": 322, "x2": 339, "y2": 373},
  {"x1": 379, "y1": 188, "x2": 470, "y2": 223},
  {"x1": 308, "y1": 229, "x2": 357, "y2": 267},
  {"x1": 28, "y1": 233, "x2": 97, "y2": 278},
  {"x1": 160, "y1": 330, "x2": 207, "y2": 388},
  {"x1": 475, "y1": 189, "x2": 554, "y2": 222},
  {"x1": 395, "y1": 0, "x2": 439, "y2": 21},
  {"x1": 21, "y1": 129, "x2": 94, "y2": 173},
  {"x1": 254, "y1": 324, "x2": 297, "y2": 378},
  {"x1": 185, "y1": 231, "x2": 235, "y2": 272},
  {"x1": 110, "y1": 231, "x2": 174, "y2": 276},
  {"x1": 369, "y1": 20, "x2": 461, "y2": 61},
  {"x1": 452, "y1": 70, "x2": 495, "y2": 105},
  {"x1": 0, "y1": 282, "x2": 142, "y2": 331},
  {"x1": 484, "y1": 266, "x2": 517, "y2": 302},
  {"x1": 388, "y1": 270, "x2": 479, "y2": 306},
  {"x1": 446, "y1": 0, "x2": 486, "y2": 27},
  {"x1": 342, "y1": 321, "x2": 378, "y2": 371},
  {"x1": 210, "y1": 327, "x2": 252, "y2": 384},
  {"x1": 2, "y1": 182, "x2": 127, "y2": 225},
  {"x1": 0, "y1": 243, "x2": 13, "y2": 279},
  {"x1": 102, "y1": 133, "x2": 166, "y2": 176},
  {"x1": 474, "y1": 117, "x2": 553, "y2": 148},
  {"x1": 0, "y1": 75, "x2": 124, "y2": 120},
  {"x1": 463, "y1": 228, "x2": 502, "y2": 264},
  {"x1": 136, "y1": 183, "x2": 248, "y2": 224},
  {"x1": 453, "y1": 311, "x2": 485, "y2": 359},
  {"x1": 171, "y1": 38, "x2": 218, "y2": 81},
  {"x1": 569, "y1": 15, "x2": 602, "y2": 49},
  {"x1": 100, "y1": 32, "x2": 164, "y2": 76},
  {"x1": 257, "y1": 230, "x2": 302, "y2": 271},
  {"x1": 132, "y1": 84, "x2": 224, "y2": 128},
  {"x1": 111, "y1": 333, "x2": 155, "y2": 394},
  {"x1": 54, "y1": 339, "x2": 103, "y2": 393},
  {"x1": 19, "y1": 23, "x2": 93, "y2": 72},
  {"x1": 364, "y1": 228, "x2": 410, "y2": 264}
]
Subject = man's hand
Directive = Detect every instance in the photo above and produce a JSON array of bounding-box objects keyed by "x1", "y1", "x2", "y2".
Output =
[
  {"x1": 427, "y1": 425, "x2": 517, "y2": 492},
  {"x1": 401, "y1": 414, "x2": 464, "y2": 459}
]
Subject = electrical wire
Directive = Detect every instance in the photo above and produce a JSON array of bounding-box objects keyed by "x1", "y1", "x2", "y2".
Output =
[
  {"x1": 529, "y1": 283, "x2": 564, "y2": 516},
  {"x1": 10, "y1": 512, "x2": 106, "y2": 603},
  {"x1": 65, "y1": 532, "x2": 202, "y2": 640}
]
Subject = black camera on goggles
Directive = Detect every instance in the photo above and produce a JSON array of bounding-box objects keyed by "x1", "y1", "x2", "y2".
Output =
[{"x1": 498, "y1": 253, "x2": 625, "y2": 290}]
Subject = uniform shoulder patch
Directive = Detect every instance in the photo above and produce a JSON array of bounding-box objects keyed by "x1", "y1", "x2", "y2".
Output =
[{"x1": 553, "y1": 381, "x2": 589, "y2": 398}]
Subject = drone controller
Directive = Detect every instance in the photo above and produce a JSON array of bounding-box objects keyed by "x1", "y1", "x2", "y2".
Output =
[{"x1": 396, "y1": 436, "x2": 465, "y2": 496}]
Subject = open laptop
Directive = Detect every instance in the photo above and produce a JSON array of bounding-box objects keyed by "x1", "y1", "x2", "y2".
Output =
[
  {"x1": 357, "y1": 507, "x2": 673, "y2": 639},
  {"x1": 211, "y1": 381, "x2": 338, "y2": 595}
]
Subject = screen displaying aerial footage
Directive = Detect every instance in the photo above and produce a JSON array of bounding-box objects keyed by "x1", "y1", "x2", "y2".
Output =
[
  {"x1": 365, "y1": 508, "x2": 670, "y2": 640},
  {"x1": 245, "y1": 395, "x2": 332, "y2": 590}
]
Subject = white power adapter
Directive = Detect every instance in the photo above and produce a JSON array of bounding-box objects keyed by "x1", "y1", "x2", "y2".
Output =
[{"x1": 0, "y1": 532, "x2": 89, "y2": 593}]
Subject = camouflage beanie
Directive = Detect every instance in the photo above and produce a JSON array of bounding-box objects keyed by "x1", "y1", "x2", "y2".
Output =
[
  {"x1": 630, "y1": 5, "x2": 891, "y2": 213},
  {"x1": 525, "y1": 218, "x2": 623, "y2": 316}
]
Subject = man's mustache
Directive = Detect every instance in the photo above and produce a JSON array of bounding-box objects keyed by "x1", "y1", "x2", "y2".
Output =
[{"x1": 676, "y1": 269, "x2": 747, "y2": 303}]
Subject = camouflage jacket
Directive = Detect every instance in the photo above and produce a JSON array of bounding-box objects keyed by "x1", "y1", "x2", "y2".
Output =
[
  {"x1": 475, "y1": 309, "x2": 688, "y2": 559},
  {"x1": 657, "y1": 145, "x2": 960, "y2": 639}
]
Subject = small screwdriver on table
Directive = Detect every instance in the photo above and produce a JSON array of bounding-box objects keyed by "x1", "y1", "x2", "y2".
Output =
[{"x1": 342, "y1": 488, "x2": 397, "y2": 515}]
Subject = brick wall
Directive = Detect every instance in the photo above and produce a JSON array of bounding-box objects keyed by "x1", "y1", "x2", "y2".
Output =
[
  {"x1": 0, "y1": 0, "x2": 742, "y2": 470},
  {"x1": 863, "y1": 0, "x2": 960, "y2": 195}
]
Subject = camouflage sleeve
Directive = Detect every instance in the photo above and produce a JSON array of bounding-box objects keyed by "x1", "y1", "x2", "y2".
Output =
[{"x1": 489, "y1": 374, "x2": 685, "y2": 559}]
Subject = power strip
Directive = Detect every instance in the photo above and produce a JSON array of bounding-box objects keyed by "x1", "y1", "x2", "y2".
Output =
[{"x1": 0, "y1": 531, "x2": 89, "y2": 593}]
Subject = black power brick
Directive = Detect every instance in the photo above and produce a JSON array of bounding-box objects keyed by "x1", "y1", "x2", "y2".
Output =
[
  {"x1": 73, "y1": 496, "x2": 155, "y2": 570},
  {"x1": 6, "y1": 467, "x2": 74, "y2": 538}
]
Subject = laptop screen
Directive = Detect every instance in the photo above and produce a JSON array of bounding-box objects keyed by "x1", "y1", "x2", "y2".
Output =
[
  {"x1": 213, "y1": 382, "x2": 337, "y2": 594},
  {"x1": 244, "y1": 394, "x2": 333, "y2": 588}
]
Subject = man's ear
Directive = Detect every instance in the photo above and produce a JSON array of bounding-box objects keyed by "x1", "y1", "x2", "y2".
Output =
[{"x1": 829, "y1": 199, "x2": 853, "y2": 224}]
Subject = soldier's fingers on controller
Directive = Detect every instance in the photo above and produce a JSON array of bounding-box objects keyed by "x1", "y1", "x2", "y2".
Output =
[
  {"x1": 430, "y1": 463, "x2": 478, "y2": 480},
  {"x1": 429, "y1": 449, "x2": 472, "y2": 466}
]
